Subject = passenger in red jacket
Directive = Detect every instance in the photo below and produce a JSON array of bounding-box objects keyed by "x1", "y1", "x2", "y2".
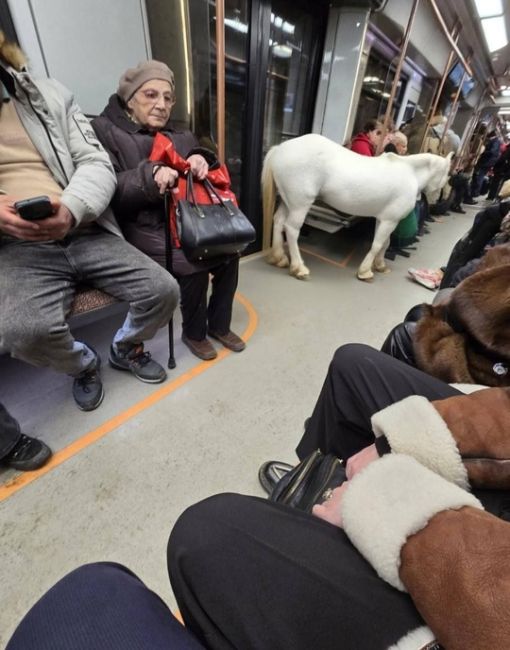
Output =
[{"x1": 349, "y1": 119, "x2": 383, "y2": 156}]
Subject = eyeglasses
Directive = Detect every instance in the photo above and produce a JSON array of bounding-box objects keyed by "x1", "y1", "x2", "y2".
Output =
[{"x1": 136, "y1": 89, "x2": 174, "y2": 105}]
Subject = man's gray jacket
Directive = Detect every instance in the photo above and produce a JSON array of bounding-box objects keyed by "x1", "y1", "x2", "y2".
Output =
[{"x1": 0, "y1": 62, "x2": 121, "y2": 237}]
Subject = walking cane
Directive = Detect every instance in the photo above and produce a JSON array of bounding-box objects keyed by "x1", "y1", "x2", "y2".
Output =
[{"x1": 164, "y1": 191, "x2": 176, "y2": 369}]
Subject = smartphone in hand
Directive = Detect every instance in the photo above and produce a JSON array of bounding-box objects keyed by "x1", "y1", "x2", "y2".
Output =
[{"x1": 14, "y1": 196, "x2": 54, "y2": 221}]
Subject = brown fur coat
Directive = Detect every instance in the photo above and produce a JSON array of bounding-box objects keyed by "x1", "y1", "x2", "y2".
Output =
[{"x1": 414, "y1": 245, "x2": 510, "y2": 386}]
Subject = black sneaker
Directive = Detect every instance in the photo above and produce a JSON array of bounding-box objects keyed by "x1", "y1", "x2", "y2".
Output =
[
  {"x1": 72, "y1": 352, "x2": 104, "y2": 411},
  {"x1": 109, "y1": 343, "x2": 167, "y2": 383},
  {"x1": 2, "y1": 434, "x2": 52, "y2": 471}
]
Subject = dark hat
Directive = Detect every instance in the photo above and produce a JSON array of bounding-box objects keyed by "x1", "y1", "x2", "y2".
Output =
[{"x1": 117, "y1": 60, "x2": 175, "y2": 102}]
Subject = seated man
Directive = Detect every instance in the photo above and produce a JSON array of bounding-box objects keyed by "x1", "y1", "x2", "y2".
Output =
[
  {"x1": 0, "y1": 33, "x2": 180, "y2": 411},
  {"x1": 7, "y1": 347, "x2": 510, "y2": 649},
  {"x1": 0, "y1": 402, "x2": 51, "y2": 471}
]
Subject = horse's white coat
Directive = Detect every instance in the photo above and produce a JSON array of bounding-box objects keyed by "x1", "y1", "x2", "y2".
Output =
[{"x1": 262, "y1": 134, "x2": 452, "y2": 280}]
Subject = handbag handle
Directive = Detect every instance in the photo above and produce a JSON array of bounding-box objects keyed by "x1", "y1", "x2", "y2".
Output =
[{"x1": 185, "y1": 172, "x2": 235, "y2": 218}]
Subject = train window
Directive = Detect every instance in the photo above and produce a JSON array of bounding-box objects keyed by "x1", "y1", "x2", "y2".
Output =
[
  {"x1": 351, "y1": 51, "x2": 407, "y2": 137},
  {"x1": 262, "y1": 0, "x2": 322, "y2": 152}
]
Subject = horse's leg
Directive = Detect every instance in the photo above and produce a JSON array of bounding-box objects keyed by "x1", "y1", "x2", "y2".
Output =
[
  {"x1": 357, "y1": 219, "x2": 398, "y2": 281},
  {"x1": 266, "y1": 203, "x2": 290, "y2": 268},
  {"x1": 285, "y1": 207, "x2": 310, "y2": 279},
  {"x1": 374, "y1": 235, "x2": 391, "y2": 273}
]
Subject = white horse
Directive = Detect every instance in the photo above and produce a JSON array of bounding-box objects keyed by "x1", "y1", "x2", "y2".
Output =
[{"x1": 262, "y1": 133, "x2": 452, "y2": 281}]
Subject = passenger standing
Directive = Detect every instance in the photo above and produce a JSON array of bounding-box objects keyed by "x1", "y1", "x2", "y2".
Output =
[
  {"x1": 470, "y1": 129, "x2": 501, "y2": 198},
  {"x1": 0, "y1": 33, "x2": 179, "y2": 411},
  {"x1": 92, "y1": 61, "x2": 245, "y2": 362}
]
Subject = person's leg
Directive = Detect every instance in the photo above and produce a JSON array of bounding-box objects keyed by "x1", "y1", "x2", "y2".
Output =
[
  {"x1": 0, "y1": 240, "x2": 96, "y2": 375},
  {"x1": 207, "y1": 258, "x2": 239, "y2": 335},
  {"x1": 68, "y1": 230, "x2": 179, "y2": 347},
  {"x1": 296, "y1": 343, "x2": 462, "y2": 462},
  {"x1": 178, "y1": 272, "x2": 209, "y2": 341},
  {"x1": 169, "y1": 494, "x2": 425, "y2": 650},
  {"x1": 6, "y1": 563, "x2": 204, "y2": 650},
  {"x1": 0, "y1": 403, "x2": 52, "y2": 470},
  {"x1": 0, "y1": 402, "x2": 21, "y2": 458}
]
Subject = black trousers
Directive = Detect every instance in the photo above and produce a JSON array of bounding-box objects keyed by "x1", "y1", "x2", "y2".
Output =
[
  {"x1": 169, "y1": 494, "x2": 425, "y2": 650},
  {"x1": 0, "y1": 402, "x2": 21, "y2": 459},
  {"x1": 6, "y1": 563, "x2": 204, "y2": 650},
  {"x1": 296, "y1": 343, "x2": 460, "y2": 462},
  {"x1": 178, "y1": 258, "x2": 239, "y2": 341}
]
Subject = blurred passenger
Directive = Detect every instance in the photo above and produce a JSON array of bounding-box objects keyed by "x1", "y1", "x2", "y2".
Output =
[
  {"x1": 487, "y1": 142, "x2": 510, "y2": 201},
  {"x1": 0, "y1": 403, "x2": 51, "y2": 471},
  {"x1": 389, "y1": 130, "x2": 408, "y2": 155},
  {"x1": 349, "y1": 119, "x2": 384, "y2": 156},
  {"x1": 469, "y1": 129, "x2": 501, "y2": 199},
  {"x1": 0, "y1": 33, "x2": 179, "y2": 411},
  {"x1": 93, "y1": 61, "x2": 245, "y2": 361}
]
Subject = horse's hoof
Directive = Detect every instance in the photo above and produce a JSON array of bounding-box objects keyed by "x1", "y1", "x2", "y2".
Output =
[
  {"x1": 290, "y1": 265, "x2": 310, "y2": 280},
  {"x1": 374, "y1": 265, "x2": 391, "y2": 274},
  {"x1": 267, "y1": 253, "x2": 287, "y2": 267},
  {"x1": 276, "y1": 255, "x2": 290, "y2": 268},
  {"x1": 357, "y1": 269, "x2": 374, "y2": 281}
]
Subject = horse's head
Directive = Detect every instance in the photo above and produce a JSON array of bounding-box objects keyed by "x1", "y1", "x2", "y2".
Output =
[{"x1": 424, "y1": 152, "x2": 453, "y2": 203}]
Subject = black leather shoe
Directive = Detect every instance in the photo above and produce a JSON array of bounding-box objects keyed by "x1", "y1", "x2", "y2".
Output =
[
  {"x1": 109, "y1": 343, "x2": 167, "y2": 383},
  {"x1": 73, "y1": 351, "x2": 104, "y2": 411},
  {"x1": 2, "y1": 434, "x2": 52, "y2": 471},
  {"x1": 258, "y1": 460, "x2": 294, "y2": 495},
  {"x1": 451, "y1": 205, "x2": 466, "y2": 214}
]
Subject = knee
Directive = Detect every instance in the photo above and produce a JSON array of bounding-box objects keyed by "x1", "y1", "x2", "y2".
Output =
[
  {"x1": 151, "y1": 270, "x2": 180, "y2": 313},
  {"x1": 57, "y1": 562, "x2": 134, "y2": 590},
  {"x1": 331, "y1": 343, "x2": 376, "y2": 370},
  {"x1": 0, "y1": 320, "x2": 62, "y2": 353},
  {"x1": 168, "y1": 493, "x2": 247, "y2": 563}
]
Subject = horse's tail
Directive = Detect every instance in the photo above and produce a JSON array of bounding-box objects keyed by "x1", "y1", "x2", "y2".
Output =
[{"x1": 261, "y1": 146, "x2": 278, "y2": 250}]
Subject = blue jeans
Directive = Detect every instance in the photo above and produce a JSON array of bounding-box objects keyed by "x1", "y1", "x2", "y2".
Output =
[
  {"x1": 0, "y1": 226, "x2": 179, "y2": 375},
  {"x1": 6, "y1": 563, "x2": 204, "y2": 649}
]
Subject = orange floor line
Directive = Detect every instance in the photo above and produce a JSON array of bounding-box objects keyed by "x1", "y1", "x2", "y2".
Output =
[
  {"x1": 0, "y1": 291, "x2": 258, "y2": 502},
  {"x1": 300, "y1": 245, "x2": 357, "y2": 269}
]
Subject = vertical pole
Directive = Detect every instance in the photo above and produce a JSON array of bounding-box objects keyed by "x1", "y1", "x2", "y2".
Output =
[
  {"x1": 376, "y1": 0, "x2": 420, "y2": 154},
  {"x1": 438, "y1": 67, "x2": 467, "y2": 156},
  {"x1": 215, "y1": 0, "x2": 226, "y2": 163}
]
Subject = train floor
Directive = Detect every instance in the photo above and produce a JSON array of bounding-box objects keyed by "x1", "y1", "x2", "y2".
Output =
[{"x1": 0, "y1": 204, "x2": 480, "y2": 644}]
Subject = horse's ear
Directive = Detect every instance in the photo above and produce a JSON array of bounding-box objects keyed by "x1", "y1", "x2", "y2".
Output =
[{"x1": 446, "y1": 151, "x2": 454, "y2": 162}]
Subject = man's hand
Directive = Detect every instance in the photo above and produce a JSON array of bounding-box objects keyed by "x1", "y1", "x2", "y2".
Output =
[
  {"x1": 153, "y1": 166, "x2": 179, "y2": 195},
  {"x1": 0, "y1": 197, "x2": 74, "y2": 241},
  {"x1": 312, "y1": 483, "x2": 348, "y2": 528},
  {"x1": 187, "y1": 154, "x2": 209, "y2": 180},
  {"x1": 346, "y1": 443, "x2": 379, "y2": 481}
]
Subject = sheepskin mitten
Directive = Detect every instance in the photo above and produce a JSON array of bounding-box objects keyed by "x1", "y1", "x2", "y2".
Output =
[{"x1": 371, "y1": 388, "x2": 510, "y2": 489}]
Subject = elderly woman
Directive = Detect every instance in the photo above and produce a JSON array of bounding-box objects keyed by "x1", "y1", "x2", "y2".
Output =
[{"x1": 92, "y1": 61, "x2": 245, "y2": 361}]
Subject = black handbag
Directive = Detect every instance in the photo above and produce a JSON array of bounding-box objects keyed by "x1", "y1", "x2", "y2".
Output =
[
  {"x1": 269, "y1": 450, "x2": 346, "y2": 513},
  {"x1": 176, "y1": 174, "x2": 256, "y2": 261}
]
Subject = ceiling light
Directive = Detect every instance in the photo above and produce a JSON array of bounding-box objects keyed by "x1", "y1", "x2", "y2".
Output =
[
  {"x1": 223, "y1": 17, "x2": 248, "y2": 34},
  {"x1": 481, "y1": 16, "x2": 508, "y2": 52},
  {"x1": 502, "y1": 89, "x2": 510, "y2": 96},
  {"x1": 272, "y1": 44, "x2": 292, "y2": 59},
  {"x1": 474, "y1": 0, "x2": 503, "y2": 18}
]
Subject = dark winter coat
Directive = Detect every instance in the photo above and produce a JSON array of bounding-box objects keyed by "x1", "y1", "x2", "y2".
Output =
[
  {"x1": 476, "y1": 135, "x2": 501, "y2": 170},
  {"x1": 92, "y1": 94, "x2": 219, "y2": 273}
]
